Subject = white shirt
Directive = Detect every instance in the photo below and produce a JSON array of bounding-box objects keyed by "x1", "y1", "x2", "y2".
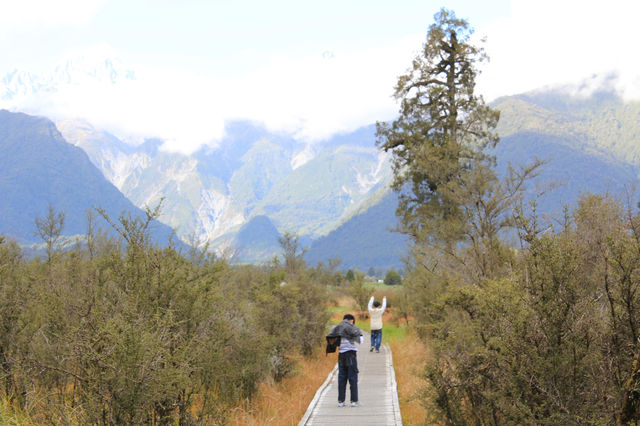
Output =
[
  {"x1": 368, "y1": 296, "x2": 387, "y2": 330},
  {"x1": 338, "y1": 333, "x2": 363, "y2": 353}
]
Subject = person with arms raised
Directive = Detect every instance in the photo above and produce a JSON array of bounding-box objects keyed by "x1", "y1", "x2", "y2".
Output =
[{"x1": 368, "y1": 296, "x2": 386, "y2": 353}]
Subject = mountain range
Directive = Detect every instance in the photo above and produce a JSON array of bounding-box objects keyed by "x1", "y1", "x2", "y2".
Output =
[
  {"x1": 2, "y1": 58, "x2": 640, "y2": 271},
  {"x1": 54, "y1": 119, "x2": 393, "y2": 266},
  {"x1": 1, "y1": 56, "x2": 135, "y2": 102},
  {"x1": 492, "y1": 90, "x2": 640, "y2": 216}
]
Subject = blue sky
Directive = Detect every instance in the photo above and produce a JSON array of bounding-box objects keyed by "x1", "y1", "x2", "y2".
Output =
[{"x1": 1, "y1": 0, "x2": 638, "y2": 153}]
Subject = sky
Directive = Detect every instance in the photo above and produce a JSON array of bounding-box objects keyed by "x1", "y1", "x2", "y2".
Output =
[{"x1": 1, "y1": 0, "x2": 639, "y2": 153}]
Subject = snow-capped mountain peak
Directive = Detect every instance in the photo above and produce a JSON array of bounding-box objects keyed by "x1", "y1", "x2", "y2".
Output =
[{"x1": 0, "y1": 53, "x2": 135, "y2": 102}]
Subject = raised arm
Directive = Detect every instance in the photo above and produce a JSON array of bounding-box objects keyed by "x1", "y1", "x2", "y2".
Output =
[
  {"x1": 381, "y1": 296, "x2": 387, "y2": 312},
  {"x1": 367, "y1": 295, "x2": 374, "y2": 311}
]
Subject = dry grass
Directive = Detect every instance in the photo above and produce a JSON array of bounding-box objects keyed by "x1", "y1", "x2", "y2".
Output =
[
  {"x1": 390, "y1": 330, "x2": 439, "y2": 425},
  {"x1": 0, "y1": 395, "x2": 34, "y2": 426},
  {"x1": 328, "y1": 292, "x2": 353, "y2": 308},
  {"x1": 227, "y1": 348, "x2": 337, "y2": 425}
]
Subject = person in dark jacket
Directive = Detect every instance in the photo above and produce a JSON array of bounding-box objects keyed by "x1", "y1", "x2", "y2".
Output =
[{"x1": 327, "y1": 314, "x2": 364, "y2": 407}]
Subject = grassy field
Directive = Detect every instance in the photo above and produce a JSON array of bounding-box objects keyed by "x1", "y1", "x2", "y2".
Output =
[{"x1": 363, "y1": 281, "x2": 403, "y2": 291}]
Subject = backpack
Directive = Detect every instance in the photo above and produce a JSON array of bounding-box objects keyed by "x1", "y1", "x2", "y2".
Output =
[{"x1": 325, "y1": 335, "x2": 341, "y2": 355}]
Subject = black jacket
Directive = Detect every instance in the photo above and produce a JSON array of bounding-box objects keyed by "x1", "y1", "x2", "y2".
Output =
[{"x1": 325, "y1": 320, "x2": 362, "y2": 354}]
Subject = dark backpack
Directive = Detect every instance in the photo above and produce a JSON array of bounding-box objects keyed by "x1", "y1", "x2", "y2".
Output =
[{"x1": 325, "y1": 335, "x2": 341, "y2": 355}]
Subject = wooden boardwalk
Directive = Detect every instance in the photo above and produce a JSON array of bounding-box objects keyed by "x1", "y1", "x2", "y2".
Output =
[{"x1": 299, "y1": 334, "x2": 402, "y2": 425}]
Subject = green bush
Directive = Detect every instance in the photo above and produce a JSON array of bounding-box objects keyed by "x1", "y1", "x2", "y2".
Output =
[
  {"x1": 384, "y1": 269, "x2": 402, "y2": 285},
  {"x1": 405, "y1": 193, "x2": 640, "y2": 424},
  {"x1": 0, "y1": 210, "x2": 331, "y2": 424}
]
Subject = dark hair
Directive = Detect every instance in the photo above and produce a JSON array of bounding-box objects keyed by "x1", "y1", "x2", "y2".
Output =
[
  {"x1": 373, "y1": 301, "x2": 381, "y2": 307},
  {"x1": 343, "y1": 313, "x2": 355, "y2": 323}
]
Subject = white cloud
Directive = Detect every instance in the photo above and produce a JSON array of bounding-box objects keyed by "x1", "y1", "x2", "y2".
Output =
[
  {"x1": 476, "y1": 0, "x2": 640, "y2": 101},
  {"x1": 4, "y1": 0, "x2": 640, "y2": 154},
  {"x1": 224, "y1": 36, "x2": 421, "y2": 142},
  {"x1": 52, "y1": 66, "x2": 228, "y2": 154},
  {"x1": 0, "y1": 0, "x2": 107, "y2": 33},
  {"x1": 1, "y1": 37, "x2": 422, "y2": 154}
]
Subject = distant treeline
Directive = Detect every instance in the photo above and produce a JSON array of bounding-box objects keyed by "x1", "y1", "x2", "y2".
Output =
[{"x1": 0, "y1": 207, "x2": 331, "y2": 424}]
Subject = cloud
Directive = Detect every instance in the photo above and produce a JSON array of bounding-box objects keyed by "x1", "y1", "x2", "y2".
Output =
[
  {"x1": 5, "y1": 0, "x2": 640, "y2": 154},
  {"x1": 50, "y1": 66, "x2": 228, "y2": 154},
  {"x1": 223, "y1": 36, "x2": 421, "y2": 142},
  {"x1": 1, "y1": 37, "x2": 422, "y2": 154},
  {"x1": 0, "y1": 0, "x2": 107, "y2": 33},
  {"x1": 475, "y1": 0, "x2": 640, "y2": 101}
]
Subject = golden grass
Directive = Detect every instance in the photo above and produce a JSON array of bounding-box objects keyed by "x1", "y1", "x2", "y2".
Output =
[
  {"x1": 389, "y1": 330, "x2": 436, "y2": 425},
  {"x1": 227, "y1": 348, "x2": 337, "y2": 425},
  {"x1": 0, "y1": 395, "x2": 34, "y2": 426}
]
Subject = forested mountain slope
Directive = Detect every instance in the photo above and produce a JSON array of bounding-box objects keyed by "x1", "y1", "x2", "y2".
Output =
[{"x1": 0, "y1": 110, "x2": 177, "y2": 246}]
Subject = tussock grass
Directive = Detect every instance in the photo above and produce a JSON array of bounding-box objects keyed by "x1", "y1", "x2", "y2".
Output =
[
  {"x1": 0, "y1": 395, "x2": 35, "y2": 425},
  {"x1": 389, "y1": 330, "x2": 434, "y2": 425},
  {"x1": 228, "y1": 348, "x2": 336, "y2": 425}
]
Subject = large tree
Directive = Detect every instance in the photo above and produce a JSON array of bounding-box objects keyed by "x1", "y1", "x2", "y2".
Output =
[{"x1": 376, "y1": 8, "x2": 499, "y2": 244}]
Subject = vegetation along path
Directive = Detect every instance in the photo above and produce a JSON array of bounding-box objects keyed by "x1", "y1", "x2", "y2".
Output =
[{"x1": 299, "y1": 333, "x2": 402, "y2": 425}]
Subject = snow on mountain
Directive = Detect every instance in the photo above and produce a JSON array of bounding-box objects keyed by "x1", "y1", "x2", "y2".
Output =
[
  {"x1": 196, "y1": 188, "x2": 245, "y2": 244},
  {"x1": 50, "y1": 56, "x2": 135, "y2": 86},
  {"x1": 1, "y1": 69, "x2": 42, "y2": 100},
  {"x1": 355, "y1": 150, "x2": 390, "y2": 195},
  {"x1": 0, "y1": 54, "x2": 135, "y2": 105},
  {"x1": 291, "y1": 144, "x2": 316, "y2": 169}
]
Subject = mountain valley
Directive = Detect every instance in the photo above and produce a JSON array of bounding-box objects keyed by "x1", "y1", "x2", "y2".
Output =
[{"x1": 1, "y1": 88, "x2": 640, "y2": 270}]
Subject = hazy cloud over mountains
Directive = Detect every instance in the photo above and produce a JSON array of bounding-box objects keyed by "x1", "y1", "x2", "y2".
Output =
[
  {"x1": 476, "y1": 0, "x2": 640, "y2": 101},
  {"x1": 1, "y1": 0, "x2": 639, "y2": 154},
  {"x1": 0, "y1": 43, "x2": 415, "y2": 154}
]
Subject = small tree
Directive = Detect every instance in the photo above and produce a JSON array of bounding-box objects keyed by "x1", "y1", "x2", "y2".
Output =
[
  {"x1": 278, "y1": 232, "x2": 307, "y2": 277},
  {"x1": 347, "y1": 271, "x2": 374, "y2": 312},
  {"x1": 384, "y1": 269, "x2": 402, "y2": 286},
  {"x1": 34, "y1": 203, "x2": 65, "y2": 266}
]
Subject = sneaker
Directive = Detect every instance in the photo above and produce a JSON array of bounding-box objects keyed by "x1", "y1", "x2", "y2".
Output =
[
  {"x1": 370, "y1": 347, "x2": 374, "y2": 352},
  {"x1": 337, "y1": 402, "x2": 346, "y2": 407},
  {"x1": 375, "y1": 349, "x2": 380, "y2": 353},
  {"x1": 350, "y1": 401, "x2": 361, "y2": 407}
]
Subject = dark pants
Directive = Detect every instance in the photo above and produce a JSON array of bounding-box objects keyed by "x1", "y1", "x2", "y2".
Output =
[
  {"x1": 338, "y1": 350, "x2": 358, "y2": 403},
  {"x1": 371, "y1": 329, "x2": 382, "y2": 351}
]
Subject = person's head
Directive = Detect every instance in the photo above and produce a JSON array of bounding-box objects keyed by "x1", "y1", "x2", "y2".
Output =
[
  {"x1": 343, "y1": 313, "x2": 356, "y2": 324},
  {"x1": 373, "y1": 300, "x2": 381, "y2": 308}
]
